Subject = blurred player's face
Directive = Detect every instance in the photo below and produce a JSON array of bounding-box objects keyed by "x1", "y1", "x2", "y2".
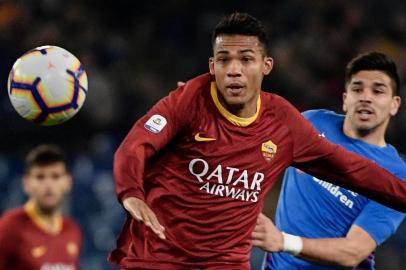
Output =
[
  {"x1": 343, "y1": 70, "x2": 400, "y2": 137},
  {"x1": 23, "y1": 162, "x2": 72, "y2": 214},
  {"x1": 209, "y1": 35, "x2": 273, "y2": 116}
]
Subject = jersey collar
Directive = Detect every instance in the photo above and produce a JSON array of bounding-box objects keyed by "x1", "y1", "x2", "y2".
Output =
[
  {"x1": 210, "y1": 82, "x2": 260, "y2": 127},
  {"x1": 24, "y1": 201, "x2": 63, "y2": 235}
]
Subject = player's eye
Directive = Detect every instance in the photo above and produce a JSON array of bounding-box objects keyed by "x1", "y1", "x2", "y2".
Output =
[
  {"x1": 242, "y1": 57, "x2": 253, "y2": 62},
  {"x1": 351, "y1": 88, "x2": 361, "y2": 93},
  {"x1": 52, "y1": 172, "x2": 65, "y2": 180},
  {"x1": 36, "y1": 174, "x2": 45, "y2": 181},
  {"x1": 373, "y1": 88, "x2": 384, "y2": 94},
  {"x1": 217, "y1": 57, "x2": 228, "y2": 63}
]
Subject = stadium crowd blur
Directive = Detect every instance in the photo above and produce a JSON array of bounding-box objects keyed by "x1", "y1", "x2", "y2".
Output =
[{"x1": 0, "y1": 0, "x2": 405, "y2": 269}]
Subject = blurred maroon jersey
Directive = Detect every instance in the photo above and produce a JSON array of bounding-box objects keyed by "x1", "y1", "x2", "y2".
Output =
[
  {"x1": 109, "y1": 73, "x2": 406, "y2": 269},
  {"x1": 0, "y1": 203, "x2": 82, "y2": 270}
]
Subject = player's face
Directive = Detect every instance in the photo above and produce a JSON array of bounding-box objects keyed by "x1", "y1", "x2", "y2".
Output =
[
  {"x1": 209, "y1": 35, "x2": 273, "y2": 114},
  {"x1": 343, "y1": 70, "x2": 401, "y2": 134},
  {"x1": 23, "y1": 162, "x2": 72, "y2": 213}
]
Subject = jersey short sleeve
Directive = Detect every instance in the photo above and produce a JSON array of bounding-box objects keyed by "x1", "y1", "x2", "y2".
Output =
[{"x1": 354, "y1": 199, "x2": 405, "y2": 245}]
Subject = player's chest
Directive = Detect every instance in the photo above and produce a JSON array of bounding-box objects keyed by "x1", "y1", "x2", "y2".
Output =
[
  {"x1": 176, "y1": 115, "x2": 293, "y2": 174},
  {"x1": 18, "y1": 230, "x2": 79, "y2": 269}
]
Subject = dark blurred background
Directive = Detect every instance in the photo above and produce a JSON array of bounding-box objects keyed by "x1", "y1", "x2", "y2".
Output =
[{"x1": 0, "y1": 0, "x2": 405, "y2": 269}]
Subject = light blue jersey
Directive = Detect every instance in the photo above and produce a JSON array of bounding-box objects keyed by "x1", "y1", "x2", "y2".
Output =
[{"x1": 265, "y1": 109, "x2": 406, "y2": 270}]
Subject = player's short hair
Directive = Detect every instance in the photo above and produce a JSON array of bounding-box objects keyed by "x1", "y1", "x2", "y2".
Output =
[
  {"x1": 212, "y1": 12, "x2": 270, "y2": 55},
  {"x1": 345, "y1": 52, "x2": 400, "y2": 96},
  {"x1": 25, "y1": 144, "x2": 66, "y2": 172}
]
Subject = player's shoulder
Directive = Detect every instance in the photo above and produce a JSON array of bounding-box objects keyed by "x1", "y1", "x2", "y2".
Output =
[
  {"x1": 261, "y1": 92, "x2": 286, "y2": 103},
  {"x1": 260, "y1": 93, "x2": 304, "y2": 127},
  {"x1": 63, "y1": 216, "x2": 81, "y2": 233},
  {"x1": 183, "y1": 73, "x2": 212, "y2": 91},
  {"x1": 261, "y1": 93, "x2": 311, "y2": 123},
  {"x1": 62, "y1": 217, "x2": 82, "y2": 242},
  {"x1": 301, "y1": 109, "x2": 340, "y2": 120},
  {"x1": 301, "y1": 109, "x2": 344, "y2": 125},
  {"x1": 0, "y1": 207, "x2": 28, "y2": 227},
  {"x1": 399, "y1": 153, "x2": 406, "y2": 163},
  {"x1": 385, "y1": 149, "x2": 406, "y2": 177},
  {"x1": 261, "y1": 92, "x2": 295, "y2": 112},
  {"x1": 162, "y1": 73, "x2": 211, "y2": 114},
  {"x1": 171, "y1": 73, "x2": 212, "y2": 99}
]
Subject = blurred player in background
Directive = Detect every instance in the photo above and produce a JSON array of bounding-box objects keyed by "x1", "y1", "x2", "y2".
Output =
[
  {"x1": 0, "y1": 145, "x2": 82, "y2": 270},
  {"x1": 109, "y1": 13, "x2": 406, "y2": 269},
  {"x1": 253, "y1": 52, "x2": 406, "y2": 270}
]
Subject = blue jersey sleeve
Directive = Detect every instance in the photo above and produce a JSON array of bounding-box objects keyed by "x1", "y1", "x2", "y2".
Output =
[{"x1": 354, "y1": 200, "x2": 405, "y2": 245}]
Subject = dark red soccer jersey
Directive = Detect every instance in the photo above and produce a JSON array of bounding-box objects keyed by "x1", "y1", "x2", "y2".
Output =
[
  {"x1": 109, "y1": 73, "x2": 406, "y2": 269},
  {"x1": 0, "y1": 204, "x2": 82, "y2": 270}
]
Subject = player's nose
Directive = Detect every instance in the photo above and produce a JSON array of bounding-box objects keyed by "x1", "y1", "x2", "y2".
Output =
[
  {"x1": 226, "y1": 60, "x2": 242, "y2": 77},
  {"x1": 359, "y1": 89, "x2": 373, "y2": 103}
]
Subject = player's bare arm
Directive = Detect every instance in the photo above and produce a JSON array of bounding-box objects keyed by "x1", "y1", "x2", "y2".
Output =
[{"x1": 253, "y1": 213, "x2": 376, "y2": 267}]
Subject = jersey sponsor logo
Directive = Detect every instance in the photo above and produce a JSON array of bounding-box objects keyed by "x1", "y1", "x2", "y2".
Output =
[
  {"x1": 66, "y1": 242, "x2": 78, "y2": 256},
  {"x1": 189, "y1": 158, "x2": 264, "y2": 202},
  {"x1": 194, "y1": 132, "x2": 216, "y2": 142},
  {"x1": 40, "y1": 263, "x2": 75, "y2": 270},
  {"x1": 261, "y1": 140, "x2": 277, "y2": 161},
  {"x1": 32, "y1": 245, "x2": 47, "y2": 258},
  {"x1": 144, "y1": 114, "x2": 167, "y2": 133},
  {"x1": 312, "y1": 176, "x2": 358, "y2": 209}
]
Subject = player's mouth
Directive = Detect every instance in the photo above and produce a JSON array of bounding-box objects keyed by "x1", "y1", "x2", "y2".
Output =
[
  {"x1": 226, "y1": 83, "x2": 245, "y2": 96},
  {"x1": 42, "y1": 192, "x2": 57, "y2": 201},
  {"x1": 356, "y1": 108, "x2": 374, "y2": 120}
]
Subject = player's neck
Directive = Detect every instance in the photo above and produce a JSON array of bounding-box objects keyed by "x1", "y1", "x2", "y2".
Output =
[
  {"x1": 342, "y1": 119, "x2": 387, "y2": 147},
  {"x1": 25, "y1": 200, "x2": 63, "y2": 234},
  {"x1": 220, "y1": 94, "x2": 259, "y2": 118}
]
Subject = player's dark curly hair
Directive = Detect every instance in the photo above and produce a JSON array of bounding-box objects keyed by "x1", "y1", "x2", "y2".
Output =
[
  {"x1": 25, "y1": 144, "x2": 66, "y2": 172},
  {"x1": 345, "y1": 52, "x2": 400, "y2": 96},
  {"x1": 212, "y1": 12, "x2": 270, "y2": 55}
]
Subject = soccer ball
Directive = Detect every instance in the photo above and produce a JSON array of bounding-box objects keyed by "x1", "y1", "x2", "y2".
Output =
[{"x1": 7, "y1": 45, "x2": 88, "y2": 126}]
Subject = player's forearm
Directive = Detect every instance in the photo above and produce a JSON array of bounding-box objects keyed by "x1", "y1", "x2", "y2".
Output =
[
  {"x1": 255, "y1": 227, "x2": 367, "y2": 267},
  {"x1": 113, "y1": 145, "x2": 147, "y2": 202},
  {"x1": 298, "y1": 237, "x2": 366, "y2": 268}
]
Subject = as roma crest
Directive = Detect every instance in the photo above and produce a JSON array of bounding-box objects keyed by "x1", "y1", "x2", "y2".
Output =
[{"x1": 261, "y1": 140, "x2": 277, "y2": 161}]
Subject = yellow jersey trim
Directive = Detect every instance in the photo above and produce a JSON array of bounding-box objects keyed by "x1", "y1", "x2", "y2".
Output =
[
  {"x1": 210, "y1": 82, "x2": 260, "y2": 127},
  {"x1": 24, "y1": 201, "x2": 63, "y2": 235}
]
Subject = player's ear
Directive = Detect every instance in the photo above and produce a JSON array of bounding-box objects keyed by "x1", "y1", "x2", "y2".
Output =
[
  {"x1": 263, "y1": 56, "x2": 273, "y2": 75},
  {"x1": 22, "y1": 174, "x2": 31, "y2": 195},
  {"x1": 342, "y1": 92, "x2": 348, "y2": 112},
  {"x1": 390, "y1": 96, "x2": 401, "y2": 116},
  {"x1": 64, "y1": 173, "x2": 73, "y2": 192},
  {"x1": 209, "y1": 57, "x2": 215, "y2": 75}
]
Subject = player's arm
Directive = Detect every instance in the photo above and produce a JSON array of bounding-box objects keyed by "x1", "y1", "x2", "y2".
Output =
[
  {"x1": 284, "y1": 102, "x2": 406, "y2": 212},
  {"x1": 114, "y1": 84, "x2": 195, "y2": 239},
  {"x1": 0, "y1": 215, "x2": 17, "y2": 269},
  {"x1": 252, "y1": 214, "x2": 375, "y2": 267}
]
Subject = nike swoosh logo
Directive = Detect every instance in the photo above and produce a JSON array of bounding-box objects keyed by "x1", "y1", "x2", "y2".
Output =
[{"x1": 194, "y1": 133, "x2": 216, "y2": 142}]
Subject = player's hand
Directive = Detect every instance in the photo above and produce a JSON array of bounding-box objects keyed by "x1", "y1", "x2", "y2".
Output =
[
  {"x1": 177, "y1": 81, "x2": 186, "y2": 87},
  {"x1": 252, "y1": 213, "x2": 283, "y2": 252},
  {"x1": 123, "y1": 197, "x2": 166, "y2": 240}
]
